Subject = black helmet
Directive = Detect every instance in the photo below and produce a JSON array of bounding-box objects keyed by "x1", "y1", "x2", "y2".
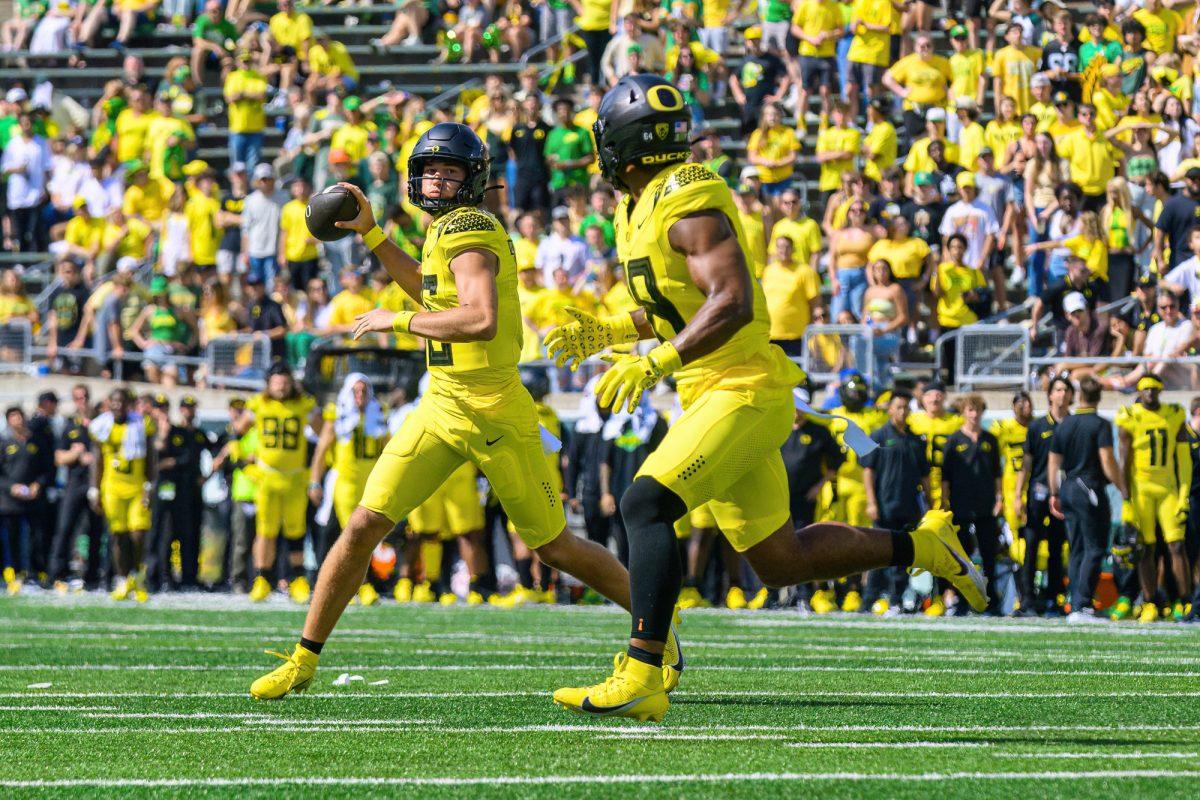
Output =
[
  {"x1": 406, "y1": 122, "x2": 490, "y2": 215},
  {"x1": 519, "y1": 365, "x2": 550, "y2": 402},
  {"x1": 594, "y1": 74, "x2": 691, "y2": 191}
]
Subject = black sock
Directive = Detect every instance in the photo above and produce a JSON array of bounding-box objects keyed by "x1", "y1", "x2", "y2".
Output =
[
  {"x1": 516, "y1": 557, "x2": 533, "y2": 589},
  {"x1": 622, "y1": 477, "x2": 687, "y2": 643},
  {"x1": 889, "y1": 529, "x2": 914, "y2": 567},
  {"x1": 299, "y1": 636, "x2": 324, "y2": 655},
  {"x1": 626, "y1": 644, "x2": 662, "y2": 668}
]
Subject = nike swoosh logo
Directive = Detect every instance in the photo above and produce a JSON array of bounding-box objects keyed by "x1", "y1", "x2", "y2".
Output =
[
  {"x1": 942, "y1": 542, "x2": 970, "y2": 576},
  {"x1": 485, "y1": 436, "x2": 503, "y2": 446},
  {"x1": 580, "y1": 696, "x2": 644, "y2": 715}
]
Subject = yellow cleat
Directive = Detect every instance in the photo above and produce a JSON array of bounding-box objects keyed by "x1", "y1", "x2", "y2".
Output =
[
  {"x1": 662, "y1": 609, "x2": 684, "y2": 693},
  {"x1": 909, "y1": 510, "x2": 988, "y2": 612},
  {"x1": 466, "y1": 590, "x2": 485, "y2": 605},
  {"x1": 288, "y1": 576, "x2": 311, "y2": 604},
  {"x1": 841, "y1": 590, "x2": 863, "y2": 613},
  {"x1": 249, "y1": 575, "x2": 272, "y2": 603},
  {"x1": 1139, "y1": 603, "x2": 1159, "y2": 624},
  {"x1": 7, "y1": 578, "x2": 21, "y2": 596},
  {"x1": 811, "y1": 588, "x2": 836, "y2": 614},
  {"x1": 676, "y1": 586, "x2": 710, "y2": 609},
  {"x1": 553, "y1": 653, "x2": 668, "y2": 722},
  {"x1": 925, "y1": 597, "x2": 946, "y2": 617},
  {"x1": 1, "y1": 566, "x2": 13, "y2": 584},
  {"x1": 536, "y1": 589, "x2": 556, "y2": 604},
  {"x1": 725, "y1": 586, "x2": 748, "y2": 609},
  {"x1": 394, "y1": 578, "x2": 413, "y2": 603},
  {"x1": 110, "y1": 576, "x2": 135, "y2": 602},
  {"x1": 438, "y1": 592, "x2": 457, "y2": 606},
  {"x1": 411, "y1": 581, "x2": 436, "y2": 603},
  {"x1": 747, "y1": 587, "x2": 769, "y2": 610},
  {"x1": 871, "y1": 598, "x2": 890, "y2": 616},
  {"x1": 358, "y1": 583, "x2": 379, "y2": 606},
  {"x1": 249, "y1": 643, "x2": 319, "y2": 700}
]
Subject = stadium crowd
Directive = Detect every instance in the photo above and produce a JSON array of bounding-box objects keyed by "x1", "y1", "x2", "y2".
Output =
[{"x1": 2, "y1": 0, "x2": 1200, "y2": 622}]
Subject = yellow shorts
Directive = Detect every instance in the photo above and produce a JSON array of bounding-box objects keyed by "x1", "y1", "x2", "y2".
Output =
[
  {"x1": 406, "y1": 463, "x2": 484, "y2": 539},
  {"x1": 1131, "y1": 480, "x2": 1185, "y2": 544},
  {"x1": 252, "y1": 467, "x2": 308, "y2": 540},
  {"x1": 101, "y1": 487, "x2": 150, "y2": 534},
  {"x1": 835, "y1": 477, "x2": 869, "y2": 527},
  {"x1": 638, "y1": 387, "x2": 793, "y2": 552},
  {"x1": 360, "y1": 385, "x2": 563, "y2": 549},
  {"x1": 333, "y1": 476, "x2": 368, "y2": 530},
  {"x1": 1001, "y1": 472, "x2": 1021, "y2": 536}
]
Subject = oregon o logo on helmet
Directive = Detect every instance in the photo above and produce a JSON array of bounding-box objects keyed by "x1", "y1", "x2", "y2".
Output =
[
  {"x1": 645, "y1": 85, "x2": 685, "y2": 112},
  {"x1": 429, "y1": 145, "x2": 441, "y2": 153}
]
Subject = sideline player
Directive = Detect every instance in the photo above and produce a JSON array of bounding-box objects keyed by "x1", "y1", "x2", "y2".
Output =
[
  {"x1": 1116, "y1": 375, "x2": 1192, "y2": 622},
  {"x1": 309, "y1": 372, "x2": 389, "y2": 606},
  {"x1": 547, "y1": 75, "x2": 987, "y2": 722},
  {"x1": 89, "y1": 387, "x2": 155, "y2": 603},
  {"x1": 249, "y1": 123, "x2": 670, "y2": 699},
  {"x1": 991, "y1": 391, "x2": 1032, "y2": 567},
  {"x1": 233, "y1": 363, "x2": 319, "y2": 604},
  {"x1": 908, "y1": 380, "x2": 962, "y2": 512}
]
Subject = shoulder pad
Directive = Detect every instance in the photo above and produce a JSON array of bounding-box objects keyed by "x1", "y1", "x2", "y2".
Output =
[
  {"x1": 440, "y1": 208, "x2": 500, "y2": 236},
  {"x1": 662, "y1": 164, "x2": 721, "y2": 197}
]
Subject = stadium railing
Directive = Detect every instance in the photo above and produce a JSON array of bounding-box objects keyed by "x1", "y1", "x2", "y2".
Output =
[
  {"x1": 0, "y1": 320, "x2": 33, "y2": 374},
  {"x1": 940, "y1": 323, "x2": 1030, "y2": 390},
  {"x1": 204, "y1": 334, "x2": 272, "y2": 390},
  {"x1": 801, "y1": 324, "x2": 876, "y2": 386}
]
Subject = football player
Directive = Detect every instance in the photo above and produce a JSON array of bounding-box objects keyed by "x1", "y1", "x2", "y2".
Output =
[
  {"x1": 546, "y1": 76, "x2": 986, "y2": 722},
  {"x1": 1116, "y1": 374, "x2": 1193, "y2": 622},
  {"x1": 249, "y1": 123, "x2": 666, "y2": 700}
]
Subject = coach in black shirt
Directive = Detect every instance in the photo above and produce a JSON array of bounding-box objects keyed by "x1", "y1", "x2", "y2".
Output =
[
  {"x1": 941, "y1": 394, "x2": 1004, "y2": 615},
  {"x1": 1014, "y1": 375, "x2": 1072, "y2": 615},
  {"x1": 244, "y1": 273, "x2": 288, "y2": 361},
  {"x1": 1049, "y1": 376, "x2": 1128, "y2": 621},
  {"x1": 507, "y1": 97, "x2": 553, "y2": 215},
  {"x1": 1154, "y1": 168, "x2": 1200, "y2": 271},
  {"x1": 782, "y1": 410, "x2": 843, "y2": 527},
  {"x1": 48, "y1": 385, "x2": 102, "y2": 589},
  {"x1": 862, "y1": 390, "x2": 929, "y2": 611}
]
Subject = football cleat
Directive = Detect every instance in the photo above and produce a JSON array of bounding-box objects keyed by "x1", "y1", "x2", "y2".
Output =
[
  {"x1": 110, "y1": 575, "x2": 135, "y2": 602},
  {"x1": 811, "y1": 588, "x2": 836, "y2": 614},
  {"x1": 6, "y1": 578, "x2": 21, "y2": 596},
  {"x1": 53, "y1": 580, "x2": 69, "y2": 596},
  {"x1": 466, "y1": 590, "x2": 485, "y2": 605},
  {"x1": 1173, "y1": 601, "x2": 1186, "y2": 622},
  {"x1": 725, "y1": 586, "x2": 747, "y2": 610},
  {"x1": 358, "y1": 583, "x2": 379, "y2": 606},
  {"x1": 1, "y1": 566, "x2": 13, "y2": 584},
  {"x1": 871, "y1": 598, "x2": 890, "y2": 616},
  {"x1": 288, "y1": 576, "x2": 311, "y2": 604},
  {"x1": 249, "y1": 575, "x2": 272, "y2": 603},
  {"x1": 909, "y1": 510, "x2": 988, "y2": 612},
  {"x1": 411, "y1": 581, "x2": 436, "y2": 603},
  {"x1": 394, "y1": 578, "x2": 413, "y2": 603},
  {"x1": 747, "y1": 587, "x2": 769, "y2": 610},
  {"x1": 1138, "y1": 603, "x2": 1159, "y2": 624},
  {"x1": 662, "y1": 611, "x2": 684, "y2": 693},
  {"x1": 438, "y1": 592, "x2": 457, "y2": 606},
  {"x1": 553, "y1": 653, "x2": 668, "y2": 722},
  {"x1": 533, "y1": 588, "x2": 556, "y2": 604},
  {"x1": 133, "y1": 576, "x2": 149, "y2": 604},
  {"x1": 924, "y1": 597, "x2": 946, "y2": 617},
  {"x1": 676, "y1": 586, "x2": 710, "y2": 609},
  {"x1": 1109, "y1": 596, "x2": 1132, "y2": 621},
  {"x1": 249, "y1": 644, "x2": 319, "y2": 700},
  {"x1": 841, "y1": 590, "x2": 863, "y2": 613}
]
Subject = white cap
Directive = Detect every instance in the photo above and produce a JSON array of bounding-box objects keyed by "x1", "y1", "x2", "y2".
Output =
[
  {"x1": 1063, "y1": 291, "x2": 1087, "y2": 315},
  {"x1": 116, "y1": 256, "x2": 139, "y2": 274},
  {"x1": 5, "y1": 87, "x2": 27, "y2": 104},
  {"x1": 252, "y1": 163, "x2": 274, "y2": 181},
  {"x1": 1031, "y1": 73, "x2": 1051, "y2": 88},
  {"x1": 925, "y1": 107, "x2": 947, "y2": 122},
  {"x1": 739, "y1": 165, "x2": 760, "y2": 181}
]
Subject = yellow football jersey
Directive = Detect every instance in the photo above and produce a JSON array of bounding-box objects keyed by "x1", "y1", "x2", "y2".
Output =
[
  {"x1": 909, "y1": 411, "x2": 963, "y2": 509},
  {"x1": 322, "y1": 403, "x2": 386, "y2": 487},
  {"x1": 247, "y1": 394, "x2": 316, "y2": 474},
  {"x1": 94, "y1": 416, "x2": 155, "y2": 498},
  {"x1": 991, "y1": 417, "x2": 1028, "y2": 481},
  {"x1": 1116, "y1": 401, "x2": 1187, "y2": 489},
  {"x1": 613, "y1": 162, "x2": 802, "y2": 407},
  {"x1": 419, "y1": 206, "x2": 521, "y2": 392}
]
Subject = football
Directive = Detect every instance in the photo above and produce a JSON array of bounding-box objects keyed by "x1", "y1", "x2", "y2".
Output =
[{"x1": 305, "y1": 185, "x2": 360, "y2": 242}]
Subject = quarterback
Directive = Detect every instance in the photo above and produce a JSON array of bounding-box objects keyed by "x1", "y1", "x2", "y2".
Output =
[
  {"x1": 547, "y1": 75, "x2": 987, "y2": 722},
  {"x1": 249, "y1": 123, "x2": 680, "y2": 699}
]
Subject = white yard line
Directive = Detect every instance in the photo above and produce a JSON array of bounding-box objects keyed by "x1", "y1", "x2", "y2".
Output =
[
  {"x1": 992, "y1": 752, "x2": 1200, "y2": 760},
  {"x1": 4, "y1": 771, "x2": 1200, "y2": 788}
]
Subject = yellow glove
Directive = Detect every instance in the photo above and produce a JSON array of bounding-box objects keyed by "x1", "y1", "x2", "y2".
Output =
[
  {"x1": 594, "y1": 342, "x2": 682, "y2": 413},
  {"x1": 543, "y1": 307, "x2": 639, "y2": 370}
]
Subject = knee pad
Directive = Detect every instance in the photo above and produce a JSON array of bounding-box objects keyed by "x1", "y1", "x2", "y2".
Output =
[{"x1": 619, "y1": 477, "x2": 687, "y2": 531}]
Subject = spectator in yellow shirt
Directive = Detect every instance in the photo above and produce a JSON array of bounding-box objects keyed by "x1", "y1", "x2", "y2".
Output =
[
  {"x1": 934, "y1": 233, "x2": 987, "y2": 333},
  {"x1": 324, "y1": 267, "x2": 375, "y2": 334},
  {"x1": 113, "y1": 87, "x2": 156, "y2": 164},
  {"x1": 329, "y1": 96, "x2": 374, "y2": 177},
  {"x1": 305, "y1": 29, "x2": 359, "y2": 101},
  {"x1": 1134, "y1": 0, "x2": 1181, "y2": 56},
  {"x1": 746, "y1": 103, "x2": 799, "y2": 200},
  {"x1": 991, "y1": 23, "x2": 1037, "y2": 115},
  {"x1": 528, "y1": 266, "x2": 597, "y2": 335},
  {"x1": 733, "y1": 180, "x2": 769, "y2": 277},
  {"x1": 861, "y1": 97, "x2": 898, "y2": 183},
  {"x1": 122, "y1": 161, "x2": 168, "y2": 223},
  {"x1": 1092, "y1": 63, "x2": 1129, "y2": 132},
  {"x1": 948, "y1": 25, "x2": 985, "y2": 113},
  {"x1": 985, "y1": 95, "x2": 1023, "y2": 167},
  {"x1": 516, "y1": 265, "x2": 547, "y2": 363},
  {"x1": 761, "y1": 235, "x2": 821, "y2": 356},
  {"x1": 882, "y1": 33, "x2": 953, "y2": 140},
  {"x1": 185, "y1": 170, "x2": 221, "y2": 270},
  {"x1": 953, "y1": 98, "x2": 987, "y2": 171},
  {"x1": 268, "y1": 0, "x2": 313, "y2": 93},
  {"x1": 815, "y1": 101, "x2": 862, "y2": 199},
  {"x1": 1058, "y1": 103, "x2": 1116, "y2": 210},
  {"x1": 279, "y1": 177, "x2": 320, "y2": 291},
  {"x1": 768, "y1": 188, "x2": 823, "y2": 269},
  {"x1": 223, "y1": 51, "x2": 268, "y2": 172},
  {"x1": 102, "y1": 211, "x2": 154, "y2": 268},
  {"x1": 846, "y1": 0, "x2": 894, "y2": 114},
  {"x1": 0, "y1": 267, "x2": 39, "y2": 330},
  {"x1": 59, "y1": 197, "x2": 106, "y2": 273},
  {"x1": 791, "y1": 0, "x2": 843, "y2": 121}
]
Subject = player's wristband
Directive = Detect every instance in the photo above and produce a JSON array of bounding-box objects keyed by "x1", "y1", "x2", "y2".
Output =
[
  {"x1": 647, "y1": 341, "x2": 682, "y2": 376},
  {"x1": 608, "y1": 312, "x2": 640, "y2": 344},
  {"x1": 363, "y1": 225, "x2": 387, "y2": 251},
  {"x1": 392, "y1": 310, "x2": 417, "y2": 334}
]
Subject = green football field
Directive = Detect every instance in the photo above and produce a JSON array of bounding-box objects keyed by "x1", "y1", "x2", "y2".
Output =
[{"x1": 4, "y1": 596, "x2": 1200, "y2": 799}]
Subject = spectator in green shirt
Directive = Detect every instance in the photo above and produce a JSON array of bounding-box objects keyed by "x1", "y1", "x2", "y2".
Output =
[
  {"x1": 191, "y1": 0, "x2": 238, "y2": 86},
  {"x1": 544, "y1": 98, "x2": 594, "y2": 206},
  {"x1": 578, "y1": 188, "x2": 616, "y2": 248},
  {"x1": 1079, "y1": 13, "x2": 1122, "y2": 71}
]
